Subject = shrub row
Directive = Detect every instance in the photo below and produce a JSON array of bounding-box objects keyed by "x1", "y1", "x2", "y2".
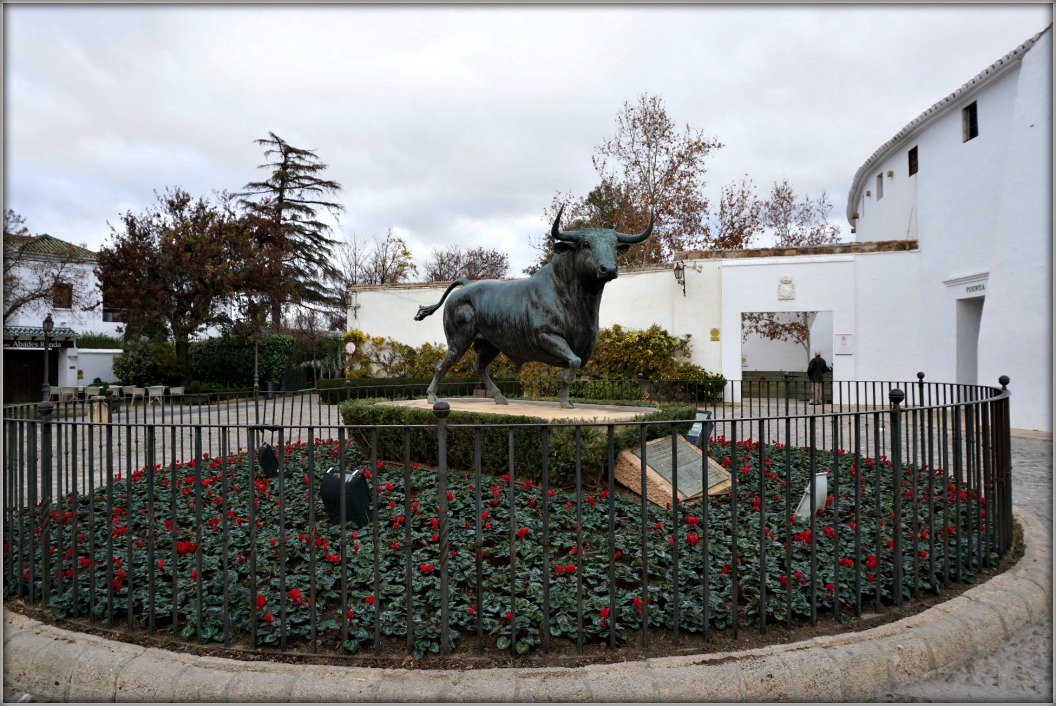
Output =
[{"x1": 338, "y1": 398, "x2": 696, "y2": 486}]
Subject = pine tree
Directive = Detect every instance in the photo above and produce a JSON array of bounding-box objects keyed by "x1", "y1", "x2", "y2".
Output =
[{"x1": 239, "y1": 132, "x2": 344, "y2": 329}]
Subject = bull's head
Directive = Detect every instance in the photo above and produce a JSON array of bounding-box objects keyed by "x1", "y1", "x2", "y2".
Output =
[{"x1": 551, "y1": 205, "x2": 654, "y2": 282}]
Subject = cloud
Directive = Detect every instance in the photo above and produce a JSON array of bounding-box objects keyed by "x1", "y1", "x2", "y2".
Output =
[{"x1": 4, "y1": 3, "x2": 1050, "y2": 273}]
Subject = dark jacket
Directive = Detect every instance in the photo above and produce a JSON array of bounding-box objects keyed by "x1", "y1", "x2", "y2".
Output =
[{"x1": 807, "y1": 355, "x2": 831, "y2": 381}]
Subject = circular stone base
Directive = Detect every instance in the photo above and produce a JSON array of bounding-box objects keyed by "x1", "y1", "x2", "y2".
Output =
[{"x1": 379, "y1": 396, "x2": 659, "y2": 423}]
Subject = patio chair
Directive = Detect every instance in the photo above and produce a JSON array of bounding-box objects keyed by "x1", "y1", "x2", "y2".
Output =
[
  {"x1": 59, "y1": 386, "x2": 77, "y2": 402},
  {"x1": 147, "y1": 385, "x2": 166, "y2": 405},
  {"x1": 126, "y1": 387, "x2": 145, "y2": 404},
  {"x1": 84, "y1": 386, "x2": 101, "y2": 398},
  {"x1": 168, "y1": 386, "x2": 185, "y2": 402}
]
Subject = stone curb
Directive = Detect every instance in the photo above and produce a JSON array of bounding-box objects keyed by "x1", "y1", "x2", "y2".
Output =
[{"x1": 3, "y1": 508, "x2": 1050, "y2": 703}]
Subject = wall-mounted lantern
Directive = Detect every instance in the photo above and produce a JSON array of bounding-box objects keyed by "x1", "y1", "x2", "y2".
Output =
[{"x1": 673, "y1": 261, "x2": 686, "y2": 297}]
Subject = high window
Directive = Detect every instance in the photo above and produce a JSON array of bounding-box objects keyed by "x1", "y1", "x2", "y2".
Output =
[
  {"x1": 52, "y1": 281, "x2": 73, "y2": 309},
  {"x1": 962, "y1": 102, "x2": 979, "y2": 142},
  {"x1": 875, "y1": 173, "x2": 884, "y2": 200},
  {"x1": 908, "y1": 146, "x2": 918, "y2": 176}
]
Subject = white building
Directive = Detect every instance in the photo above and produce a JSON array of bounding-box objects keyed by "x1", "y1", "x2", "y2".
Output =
[
  {"x1": 346, "y1": 26, "x2": 1051, "y2": 432},
  {"x1": 3, "y1": 233, "x2": 123, "y2": 403},
  {"x1": 844, "y1": 25, "x2": 1051, "y2": 431}
]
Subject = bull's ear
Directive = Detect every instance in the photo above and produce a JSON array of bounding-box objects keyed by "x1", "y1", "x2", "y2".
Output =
[
  {"x1": 554, "y1": 241, "x2": 576, "y2": 253},
  {"x1": 616, "y1": 243, "x2": 631, "y2": 254}
]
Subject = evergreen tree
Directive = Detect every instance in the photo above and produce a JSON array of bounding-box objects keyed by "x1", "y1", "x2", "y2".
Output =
[{"x1": 239, "y1": 132, "x2": 344, "y2": 328}]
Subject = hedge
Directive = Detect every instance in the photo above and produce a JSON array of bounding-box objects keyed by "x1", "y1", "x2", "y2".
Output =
[{"x1": 338, "y1": 398, "x2": 696, "y2": 486}]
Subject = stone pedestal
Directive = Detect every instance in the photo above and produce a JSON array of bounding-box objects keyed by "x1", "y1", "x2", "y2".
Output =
[{"x1": 88, "y1": 396, "x2": 110, "y2": 424}]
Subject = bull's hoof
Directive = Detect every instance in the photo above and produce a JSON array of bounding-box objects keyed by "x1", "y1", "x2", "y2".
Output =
[
  {"x1": 559, "y1": 399, "x2": 575, "y2": 409},
  {"x1": 492, "y1": 396, "x2": 509, "y2": 405},
  {"x1": 427, "y1": 393, "x2": 438, "y2": 403}
]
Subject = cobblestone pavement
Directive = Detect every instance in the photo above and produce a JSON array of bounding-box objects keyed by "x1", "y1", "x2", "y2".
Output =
[{"x1": 866, "y1": 432, "x2": 1053, "y2": 703}]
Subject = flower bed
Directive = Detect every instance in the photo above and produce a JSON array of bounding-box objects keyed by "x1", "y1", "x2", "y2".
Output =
[{"x1": 4, "y1": 435, "x2": 992, "y2": 659}]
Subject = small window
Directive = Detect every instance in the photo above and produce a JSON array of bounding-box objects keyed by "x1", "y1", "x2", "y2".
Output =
[
  {"x1": 962, "y1": 102, "x2": 979, "y2": 141},
  {"x1": 908, "y1": 146, "x2": 918, "y2": 176},
  {"x1": 53, "y1": 282, "x2": 73, "y2": 309},
  {"x1": 875, "y1": 173, "x2": 884, "y2": 200}
]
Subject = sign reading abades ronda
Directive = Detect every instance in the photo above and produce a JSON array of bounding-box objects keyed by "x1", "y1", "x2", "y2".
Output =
[{"x1": 6, "y1": 340, "x2": 62, "y2": 349}]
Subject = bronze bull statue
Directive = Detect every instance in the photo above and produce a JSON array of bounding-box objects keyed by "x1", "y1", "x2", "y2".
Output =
[{"x1": 414, "y1": 205, "x2": 653, "y2": 408}]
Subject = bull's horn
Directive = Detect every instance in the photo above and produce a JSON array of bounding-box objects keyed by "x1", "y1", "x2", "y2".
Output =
[
  {"x1": 551, "y1": 204, "x2": 583, "y2": 242},
  {"x1": 616, "y1": 211, "x2": 654, "y2": 244}
]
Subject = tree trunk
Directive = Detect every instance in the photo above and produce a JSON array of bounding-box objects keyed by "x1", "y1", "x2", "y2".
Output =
[{"x1": 174, "y1": 335, "x2": 192, "y2": 385}]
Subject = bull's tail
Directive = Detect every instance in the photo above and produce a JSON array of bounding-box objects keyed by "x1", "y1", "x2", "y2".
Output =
[{"x1": 414, "y1": 278, "x2": 470, "y2": 321}]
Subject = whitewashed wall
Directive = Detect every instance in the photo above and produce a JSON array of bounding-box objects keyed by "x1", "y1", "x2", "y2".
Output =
[
  {"x1": 75, "y1": 349, "x2": 122, "y2": 386},
  {"x1": 846, "y1": 28, "x2": 1051, "y2": 430},
  {"x1": 977, "y1": 28, "x2": 1052, "y2": 431}
]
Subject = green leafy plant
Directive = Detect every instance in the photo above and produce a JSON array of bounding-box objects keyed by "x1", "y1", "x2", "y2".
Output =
[
  {"x1": 7, "y1": 433, "x2": 994, "y2": 660},
  {"x1": 76, "y1": 332, "x2": 124, "y2": 349}
]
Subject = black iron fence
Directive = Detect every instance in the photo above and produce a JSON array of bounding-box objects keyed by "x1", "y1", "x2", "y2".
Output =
[{"x1": 2, "y1": 377, "x2": 1012, "y2": 660}]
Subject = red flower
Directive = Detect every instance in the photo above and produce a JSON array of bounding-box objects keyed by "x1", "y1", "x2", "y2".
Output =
[
  {"x1": 865, "y1": 554, "x2": 878, "y2": 570},
  {"x1": 505, "y1": 611, "x2": 512, "y2": 621},
  {"x1": 420, "y1": 563, "x2": 434, "y2": 574},
  {"x1": 446, "y1": 492, "x2": 454, "y2": 502},
  {"x1": 256, "y1": 594, "x2": 266, "y2": 610},
  {"x1": 288, "y1": 587, "x2": 308, "y2": 606},
  {"x1": 365, "y1": 595, "x2": 376, "y2": 605},
  {"x1": 685, "y1": 515, "x2": 700, "y2": 526},
  {"x1": 686, "y1": 533, "x2": 699, "y2": 546},
  {"x1": 599, "y1": 607, "x2": 610, "y2": 619},
  {"x1": 516, "y1": 527, "x2": 529, "y2": 539},
  {"x1": 263, "y1": 613, "x2": 273, "y2": 623},
  {"x1": 346, "y1": 609, "x2": 354, "y2": 620}
]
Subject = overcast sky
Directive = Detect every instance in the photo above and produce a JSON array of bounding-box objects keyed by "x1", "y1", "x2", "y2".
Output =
[{"x1": 3, "y1": 3, "x2": 1051, "y2": 276}]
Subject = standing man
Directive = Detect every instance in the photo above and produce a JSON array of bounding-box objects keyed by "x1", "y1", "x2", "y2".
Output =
[{"x1": 807, "y1": 350, "x2": 831, "y2": 405}]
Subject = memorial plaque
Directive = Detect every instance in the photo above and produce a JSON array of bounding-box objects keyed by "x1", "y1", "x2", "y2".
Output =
[{"x1": 614, "y1": 434, "x2": 731, "y2": 507}]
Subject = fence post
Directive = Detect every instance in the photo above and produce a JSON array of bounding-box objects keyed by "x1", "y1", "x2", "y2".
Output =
[
  {"x1": 37, "y1": 396, "x2": 54, "y2": 605},
  {"x1": 782, "y1": 372, "x2": 790, "y2": 416},
  {"x1": 433, "y1": 401, "x2": 451, "y2": 657},
  {"x1": 997, "y1": 376, "x2": 1013, "y2": 554},
  {"x1": 916, "y1": 372, "x2": 925, "y2": 407},
  {"x1": 888, "y1": 388, "x2": 905, "y2": 607}
]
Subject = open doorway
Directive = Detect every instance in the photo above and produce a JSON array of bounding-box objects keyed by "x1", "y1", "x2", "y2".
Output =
[
  {"x1": 956, "y1": 297, "x2": 985, "y2": 385},
  {"x1": 740, "y1": 311, "x2": 832, "y2": 399}
]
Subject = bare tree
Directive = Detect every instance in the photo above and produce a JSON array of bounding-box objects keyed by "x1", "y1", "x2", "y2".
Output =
[
  {"x1": 714, "y1": 177, "x2": 764, "y2": 250},
  {"x1": 593, "y1": 93, "x2": 723, "y2": 264},
  {"x1": 762, "y1": 180, "x2": 842, "y2": 247},
  {"x1": 332, "y1": 230, "x2": 373, "y2": 288},
  {"x1": 333, "y1": 229, "x2": 418, "y2": 288},
  {"x1": 424, "y1": 245, "x2": 509, "y2": 282},
  {"x1": 741, "y1": 311, "x2": 814, "y2": 360},
  {"x1": 4, "y1": 210, "x2": 101, "y2": 322}
]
